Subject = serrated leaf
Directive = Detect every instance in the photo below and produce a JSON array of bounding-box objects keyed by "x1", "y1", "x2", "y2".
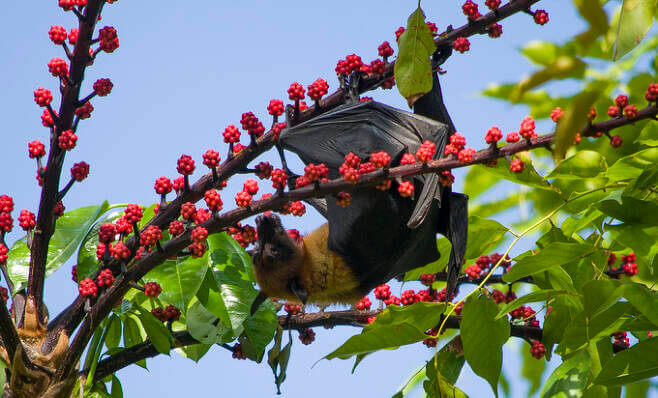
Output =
[
  {"x1": 461, "y1": 294, "x2": 509, "y2": 397},
  {"x1": 503, "y1": 243, "x2": 596, "y2": 282},
  {"x1": 394, "y1": 7, "x2": 436, "y2": 107},
  {"x1": 7, "y1": 202, "x2": 110, "y2": 290},
  {"x1": 553, "y1": 89, "x2": 601, "y2": 160},
  {"x1": 613, "y1": 0, "x2": 656, "y2": 60},
  {"x1": 547, "y1": 150, "x2": 607, "y2": 179}
]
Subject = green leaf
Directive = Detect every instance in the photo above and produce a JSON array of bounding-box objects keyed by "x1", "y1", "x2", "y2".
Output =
[
  {"x1": 394, "y1": 7, "x2": 436, "y2": 107},
  {"x1": 522, "y1": 342, "x2": 546, "y2": 396},
  {"x1": 547, "y1": 150, "x2": 607, "y2": 179},
  {"x1": 511, "y1": 57, "x2": 587, "y2": 102},
  {"x1": 521, "y1": 41, "x2": 561, "y2": 66},
  {"x1": 541, "y1": 350, "x2": 590, "y2": 398},
  {"x1": 7, "y1": 202, "x2": 110, "y2": 290},
  {"x1": 392, "y1": 366, "x2": 426, "y2": 398},
  {"x1": 622, "y1": 283, "x2": 658, "y2": 328},
  {"x1": 478, "y1": 159, "x2": 554, "y2": 191},
  {"x1": 105, "y1": 315, "x2": 122, "y2": 350},
  {"x1": 404, "y1": 237, "x2": 451, "y2": 281},
  {"x1": 146, "y1": 255, "x2": 208, "y2": 313},
  {"x1": 465, "y1": 216, "x2": 509, "y2": 263},
  {"x1": 605, "y1": 223, "x2": 655, "y2": 257},
  {"x1": 543, "y1": 295, "x2": 583, "y2": 352},
  {"x1": 595, "y1": 337, "x2": 658, "y2": 386},
  {"x1": 461, "y1": 294, "x2": 510, "y2": 397},
  {"x1": 463, "y1": 164, "x2": 503, "y2": 199},
  {"x1": 613, "y1": 0, "x2": 656, "y2": 60},
  {"x1": 110, "y1": 376, "x2": 123, "y2": 398},
  {"x1": 185, "y1": 299, "x2": 228, "y2": 345},
  {"x1": 175, "y1": 343, "x2": 211, "y2": 363},
  {"x1": 135, "y1": 306, "x2": 172, "y2": 354},
  {"x1": 562, "y1": 209, "x2": 604, "y2": 236},
  {"x1": 122, "y1": 316, "x2": 147, "y2": 368},
  {"x1": 596, "y1": 197, "x2": 658, "y2": 226},
  {"x1": 325, "y1": 302, "x2": 446, "y2": 359},
  {"x1": 470, "y1": 192, "x2": 522, "y2": 219},
  {"x1": 636, "y1": 121, "x2": 658, "y2": 146},
  {"x1": 582, "y1": 279, "x2": 622, "y2": 317},
  {"x1": 606, "y1": 148, "x2": 658, "y2": 182},
  {"x1": 76, "y1": 209, "x2": 123, "y2": 282},
  {"x1": 553, "y1": 89, "x2": 601, "y2": 160},
  {"x1": 267, "y1": 327, "x2": 291, "y2": 394},
  {"x1": 574, "y1": 0, "x2": 609, "y2": 35},
  {"x1": 624, "y1": 381, "x2": 649, "y2": 398},
  {"x1": 496, "y1": 289, "x2": 571, "y2": 320},
  {"x1": 243, "y1": 300, "x2": 278, "y2": 361},
  {"x1": 424, "y1": 347, "x2": 468, "y2": 398},
  {"x1": 503, "y1": 243, "x2": 596, "y2": 282}
]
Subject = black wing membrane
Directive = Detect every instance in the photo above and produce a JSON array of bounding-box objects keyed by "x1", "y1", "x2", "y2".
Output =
[{"x1": 278, "y1": 69, "x2": 466, "y2": 296}]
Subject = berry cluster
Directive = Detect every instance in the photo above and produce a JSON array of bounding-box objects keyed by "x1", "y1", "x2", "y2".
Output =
[
  {"x1": 222, "y1": 124, "x2": 241, "y2": 144},
  {"x1": 299, "y1": 328, "x2": 316, "y2": 345},
  {"x1": 355, "y1": 296, "x2": 371, "y2": 311},
  {"x1": 240, "y1": 112, "x2": 266, "y2": 137},
  {"x1": 378, "y1": 41, "x2": 394, "y2": 58},
  {"x1": 151, "y1": 305, "x2": 181, "y2": 323},
  {"x1": 462, "y1": 0, "x2": 481, "y2": 20},
  {"x1": 267, "y1": 99, "x2": 285, "y2": 117},
  {"x1": 232, "y1": 344, "x2": 247, "y2": 360},
  {"x1": 93, "y1": 78, "x2": 113, "y2": 96},
  {"x1": 79, "y1": 278, "x2": 98, "y2": 298},
  {"x1": 203, "y1": 189, "x2": 223, "y2": 212},
  {"x1": 416, "y1": 140, "x2": 436, "y2": 163},
  {"x1": 287, "y1": 82, "x2": 305, "y2": 101},
  {"x1": 99, "y1": 26, "x2": 119, "y2": 53},
  {"x1": 111, "y1": 241, "x2": 131, "y2": 260},
  {"x1": 453, "y1": 37, "x2": 470, "y2": 53},
  {"x1": 271, "y1": 168, "x2": 288, "y2": 190},
  {"x1": 235, "y1": 191, "x2": 252, "y2": 208},
  {"x1": 519, "y1": 116, "x2": 536, "y2": 140},
  {"x1": 397, "y1": 181, "x2": 414, "y2": 198},
  {"x1": 335, "y1": 54, "x2": 363, "y2": 75},
  {"x1": 18, "y1": 210, "x2": 36, "y2": 231},
  {"x1": 140, "y1": 225, "x2": 163, "y2": 247},
  {"x1": 284, "y1": 302, "x2": 302, "y2": 315},
  {"x1": 97, "y1": 268, "x2": 115, "y2": 288},
  {"x1": 612, "y1": 331, "x2": 629, "y2": 349},
  {"x1": 307, "y1": 78, "x2": 329, "y2": 102},
  {"x1": 529, "y1": 340, "x2": 546, "y2": 359}
]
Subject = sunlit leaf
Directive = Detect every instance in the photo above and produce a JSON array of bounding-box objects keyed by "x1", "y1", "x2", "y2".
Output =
[{"x1": 613, "y1": 0, "x2": 656, "y2": 60}]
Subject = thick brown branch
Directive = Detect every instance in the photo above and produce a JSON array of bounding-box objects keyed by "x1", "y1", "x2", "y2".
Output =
[{"x1": 27, "y1": 0, "x2": 105, "y2": 325}]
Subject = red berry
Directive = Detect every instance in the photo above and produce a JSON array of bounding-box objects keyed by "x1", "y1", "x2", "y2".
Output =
[
  {"x1": 28, "y1": 140, "x2": 46, "y2": 158},
  {"x1": 378, "y1": 41, "x2": 394, "y2": 58},
  {"x1": 271, "y1": 168, "x2": 288, "y2": 190},
  {"x1": 485, "y1": 0, "x2": 501, "y2": 10},
  {"x1": 144, "y1": 282, "x2": 162, "y2": 298},
  {"x1": 49, "y1": 25, "x2": 67, "y2": 45},
  {"x1": 34, "y1": 87, "x2": 53, "y2": 107},
  {"x1": 68, "y1": 28, "x2": 79, "y2": 44},
  {"x1": 267, "y1": 99, "x2": 285, "y2": 116},
  {"x1": 336, "y1": 192, "x2": 352, "y2": 207},
  {"x1": 374, "y1": 284, "x2": 391, "y2": 300},
  {"x1": 450, "y1": 133, "x2": 466, "y2": 149},
  {"x1": 400, "y1": 153, "x2": 416, "y2": 165},
  {"x1": 398, "y1": 181, "x2": 414, "y2": 197},
  {"x1": 342, "y1": 167, "x2": 360, "y2": 184},
  {"x1": 622, "y1": 262, "x2": 638, "y2": 276},
  {"x1": 416, "y1": 140, "x2": 436, "y2": 163},
  {"x1": 0, "y1": 212, "x2": 13, "y2": 233},
  {"x1": 0, "y1": 243, "x2": 8, "y2": 264},
  {"x1": 509, "y1": 157, "x2": 524, "y2": 173},
  {"x1": 284, "y1": 302, "x2": 302, "y2": 315},
  {"x1": 287, "y1": 82, "x2": 306, "y2": 101},
  {"x1": 17, "y1": 209, "x2": 36, "y2": 231},
  {"x1": 385, "y1": 295, "x2": 401, "y2": 306},
  {"x1": 457, "y1": 148, "x2": 475, "y2": 164},
  {"x1": 465, "y1": 264, "x2": 482, "y2": 280},
  {"x1": 204, "y1": 189, "x2": 223, "y2": 212},
  {"x1": 111, "y1": 240, "x2": 131, "y2": 260},
  {"x1": 615, "y1": 94, "x2": 629, "y2": 108},
  {"x1": 623, "y1": 105, "x2": 638, "y2": 119},
  {"x1": 79, "y1": 278, "x2": 98, "y2": 298},
  {"x1": 168, "y1": 220, "x2": 185, "y2": 236},
  {"x1": 530, "y1": 340, "x2": 546, "y2": 359},
  {"x1": 98, "y1": 223, "x2": 117, "y2": 244},
  {"x1": 488, "y1": 23, "x2": 503, "y2": 38},
  {"x1": 97, "y1": 268, "x2": 115, "y2": 288},
  {"x1": 235, "y1": 191, "x2": 252, "y2": 208},
  {"x1": 191, "y1": 226, "x2": 209, "y2": 243},
  {"x1": 533, "y1": 10, "x2": 549, "y2": 25},
  {"x1": 645, "y1": 82, "x2": 658, "y2": 102},
  {"x1": 254, "y1": 162, "x2": 273, "y2": 180},
  {"x1": 202, "y1": 149, "x2": 220, "y2": 169},
  {"x1": 93, "y1": 78, "x2": 113, "y2": 96},
  {"x1": 395, "y1": 27, "x2": 406, "y2": 41},
  {"x1": 440, "y1": 170, "x2": 455, "y2": 187},
  {"x1": 462, "y1": 0, "x2": 481, "y2": 20},
  {"x1": 289, "y1": 201, "x2": 306, "y2": 216},
  {"x1": 426, "y1": 21, "x2": 438, "y2": 35},
  {"x1": 99, "y1": 26, "x2": 119, "y2": 53},
  {"x1": 485, "y1": 126, "x2": 503, "y2": 144},
  {"x1": 506, "y1": 132, "x2": 520, "y2": 143},
  {"x1": 272, "y1": 122, "x2": 287, "y2": 139},
  {"x1": 355, "y1": 296, "x2": 372, "y2": 311},
  {"x1": 48, "y1": 57, "x2": 68, "y2": 78},
  {"x1": 370, "y1": 151, "x2": 391, "y2": 168},
  {"x1": 453, "y1": 37, "x2": 470, "y2": 53},
  {"x1": 382, "y1": 76, "x2": 395, "y2": 89},
  {"x1": 54, "y1": 201, "x2": 65, "y2": 218},
  {"x1": 70, "y1": 161, "x2": 90, "y2": 182},
  {"x1": 420, "y1": 274, "x2": 436, "y2": 286},
  {"x1": 359, "y1": 162, "x2": 375, "y2": 175},
  {"x1": 176, "y1": 154, "x2": 195, "y2": 175},
  {"x1": 401, "y1": 290, "x2": 417, "y2": 306},
  {"x1": 154, "y1": 176, "x2": 173, "y2": 195},
  {"x1": 41, "y1": 108, "x2": 56, "y2": 127},
  {"x1": 307, "y1": 78, "x2": 329, "y2": 101},
  {"x1": 519, "y1": 116, "x2": 536, "y2": 139},
  {"x1": 444, "y1": 144, "x2": 458, "y2": 156},
  {"x1": 610, "y1": 135, "x2": 623, "y2": 148},
  {"x1": 550, "y1": 107, "x2": 564, "y2": 122},
  {"x1": 58, "y1": 130, "x2": 77, "y2": 151},
  {"x1": 194, "y1": 209, "x2": 211, "y2": 225},
  {"x1": 140, "y1": 225, "x2": 163, "y2": 247},
  {"x1": 222, "y1": 124, "x2": 241, "y2": 143}
]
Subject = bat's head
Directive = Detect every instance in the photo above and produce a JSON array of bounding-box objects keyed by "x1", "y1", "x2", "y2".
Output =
[{"x1": 252, "y1": 214, "x2": 303, "y2": 271}]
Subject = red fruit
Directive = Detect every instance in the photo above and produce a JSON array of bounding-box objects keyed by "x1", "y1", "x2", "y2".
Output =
[
  {"x1": 355, "y1": 296, "x2": 371, "y2": 311},
  {"x1": 465, "y1": 264, "x2": 482, "y2": 280},
  {"x1": 370, "y1": 151, "x2": 391, "y2": 168},
  {"x1": 74, "y1": 102, "x2": 94, "y2": 120},
  {"x1": 506, "y1": 132, "x2": 520, "y2": 143},
  {"x1": 202, "y1": 149, "x2": 220, "y2": 169},
  {"x1": 111, "y1": 241, "x2": 131, "y2": 260},
  {"x1": 254, "y1": 162, "x2": 273, "y2": 180},
  {"x1": 154, "y1": 176, "x2": 173, "y2": 195},
  {"x1": 359, "y1": 162, "x2": 375, "y2": 175},
  {"x1": 140, "y1": 225, "x2": 163, "y2": 247},
  {"x1": 615, "y1": 94, "x2": 629, "y2": 108},
  {"x1": 222, "y1": 124, "x2": 241, "y2": 143},
  {"x1": 97, "y1": 268, "x2": 115, "y2": 288},
  {"x1": 193, "y1": 209, "x2": 211, "y2": 225},
  {"x1": 401, "y1": 289, "x2": 417, "y2": 306},
  {"x1": 530, "y1": 340, "x2": 546, "y2": 359},
  {"x1": 335, "y1": 54, "x2": 363, "y2": 75},
  {"x1": 335, "y1": 192, "x2": 352, "y2": 207},
  {"x1": 550, "y1": 107, "x2": 564, "y2": 122},
  {"x1": 376, "y1": 179, "x2": 392, "y2": 191},
  {"x1": 449, "y1": 132, "x2": 466, "y2": 149},
  {"x1": 400, "y1": 153, "x2": 416, "y2": 165},
  {"x1": 342, "y1": 167, "x2": 359, "y2": 184},
  {"x1": 307, "y1": 78, "x2": 329, "y2": 101},
  {"x1": 93, "y1": 78, "x2": 113, "y2": 96},
  {"x1": 382, "y1": 76, "x2": 395, "y2": 89},
  {"x1": 235, "y1": 191, "x2": 252, "y2": 208},
  {"x1": 204, "y1": 189, "x2": 223, "y2": 211},
  {"x1": 122, "y1": 204, "x2": 143, "y2": 224},
  {"x1": 70, "y1": 161, "x2": 90, "y2": 182},
  {"x1": 488, "y1": 23, "x2": 503, "y2": 38},
  {"x1": 519, "y1": 116, "x2": 536, "y2": 139},
  {"x1": 485, "y1": 126, "x2": 503, "y2": 144},
  {"x1": 28, "y1": 140, "x2": 46, "y2": 159},
  {"x1": 34, "y1": 87, "x2": 53, "y2": 107},
  {"x1": 457, "y1": 148, "x2": 476, "y2": 164},
  {"x1": 176, "y1": 154, "x2": 195, "y2": 175},
  {"x1": 284, "y1": 302, "x2": 302, "y2": 315},
  {"x1": 453, "y1": 37, "x2": 470, "y2": 53},
  {"x1": 191, "y1": 226, "x2": 209, "y2": 243},
  {"x1": 385, "y1": 295, "x2": 401, "y2": 306},
  {"x1": 79, "y1": 278, "x2": 98, "y2": 298},
  {"x1": 48, "y1": 57, "x2": 68, "y2": 78},
  {"x1": 272, "y1": 122, "x2": 287, "y2": 139},
  {"x1": 378, "y1": 41, "x2": 394, "y2": 58},
  {"x1": 99, "y1": 26, "x2": 119, "y2": 53},
  {"x1": 420, "y1": 274, "x2": 436, "y2": 286},
  {"x1": 623, "y1": 105, "x2": 638, "y2": 119},
  {"x1": 360, "y1": 96, "x2": 373, "y2": 102},
  {"x1": 426, "y1": 21, "x2": 438, "y2": 35},
  {"x1": 533, "y1": 10, "x2": 549, "y2": 25},
  {"x1": 49, "y1": 25, "x2": 67, "y2": 45},
  {"x1": 267, "y1": 99, "x2": 285, "y2": 116},
  {"x1": 440, "y1": 170, "x2": 455, "y2": 187},
  {"x1": 295, "y1": 175, "x2": 310, "y2": 188},
  {"x1": 289, "y1": 201, "x2": 306, "y2": 216},
  {"x1": 232, "y1": 344, "x2": 247, "y2": 359},
  {"x1": 58, "y1": 130, "x2": 77, "y2": 151},
  {"x1": 374, "y1": 284, "x2": 391, "y2": 300},
  {"x1": 271, "y1": 168, "x2": 288, "y2": 189},
  {"x1": 0, "y1": 243, "x2": 8, "y2": 264},
  {"x1": 299, "y1": 328, "x2": 316, "y2": 345},
  {"x1": 168, "y1": 220, "x2": 185, "y2": 236},
  {"x1": 68, "y1": 28, "x2": 79, "y2": 44},
  {"x1": 144, "y1": 282, "x2": 162, "y2": 298},
  {"x1": 395, "y1": 27, "x2": 406, "y2": 41},
  {"x1": 54, "y1": 201, "x2": 65, "y2": 218},
  {"x1": 416, "y1": 140, "x2": 436, "y2": 163},
  {"x1": 610, "y1": 135, "x2": 623, "y2": 148},
  {"x1": 645, "y1": 82, "x2": 658, "y2": 102},
  {"x1": 485, "y1": 0, "x2": 501, "y2": 10},
  {"x1": 398, "y1": 181, "x2": 414, "y2": 197},
  {"x1": 17, "y1": 210, "x2": 36, "y2": 231},
  {"x1": 287, "y1": 82, "x2": 306, "y2": 101},
  {"x1": 233, "y1": 143, "x2": 246, "y2": 154},
  {"x1": 98, "y1": 223, "x2": 117, "y2": 244},
  {"x1": 41, "y1": 108, "x2": 56, "y2": 127},
  {"x1": 462, "y1": 0, "x2": 481, "y2": 20},
  {"x1": 0, "y1": 212, "x2": 11, "y2": 233},
  {"x1": 509, "y1": 157, "x2": 524, "y2": 173}
]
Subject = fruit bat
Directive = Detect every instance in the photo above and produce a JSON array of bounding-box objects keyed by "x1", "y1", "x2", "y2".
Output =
[{"x1": 251, "y1": 52, "x2": 467, "y2": 313}]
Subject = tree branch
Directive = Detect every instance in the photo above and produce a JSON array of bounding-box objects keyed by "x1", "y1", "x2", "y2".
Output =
[
  {"x1": 27, "y1": 0, "x2": 105, "y2": 325},
  {"x1": 0, "y1": 299, "x2": 19, "y2": 362}
]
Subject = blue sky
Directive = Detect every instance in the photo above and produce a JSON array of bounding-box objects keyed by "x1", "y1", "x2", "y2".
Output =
[{"x1": 0, "y1": 1, "x2": 613, "y2": 397}]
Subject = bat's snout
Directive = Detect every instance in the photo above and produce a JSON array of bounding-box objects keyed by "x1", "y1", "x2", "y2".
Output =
[{"x1": 255, "y1": 214, "x2": 284, "y2": 244}]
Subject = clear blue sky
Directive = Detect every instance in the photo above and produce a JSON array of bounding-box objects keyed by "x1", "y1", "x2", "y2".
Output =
[{"x1": 0, "y1": 1, "x2": 617, "y2": 397}]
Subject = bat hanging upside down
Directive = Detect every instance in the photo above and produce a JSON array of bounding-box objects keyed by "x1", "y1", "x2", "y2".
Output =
[{"x1": 250, "y1": 51, "x2": 467, "y2": 314}]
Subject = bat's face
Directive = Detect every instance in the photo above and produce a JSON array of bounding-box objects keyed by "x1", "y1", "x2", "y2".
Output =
[{"x1": 252, "y1": 214, "x2": 301, "y2": 269}]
